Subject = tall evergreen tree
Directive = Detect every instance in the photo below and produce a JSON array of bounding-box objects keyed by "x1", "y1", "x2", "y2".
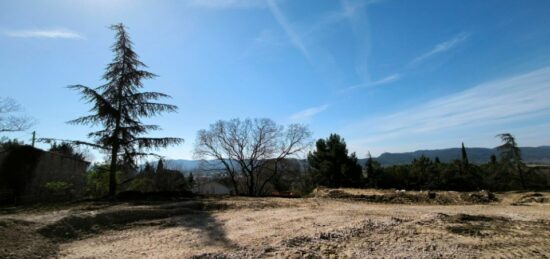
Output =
[
  {"x1": 67, "y1": 24, "x2": 183, "y2": 197},
  {"x1": 461, "y1": 142, "x2": 469, "y2": 166},
  {"x1": 496, "y1": 133, "x2": 525, "y2": 188},
  {"x1": 460, "y1": 142, "x2": 470, "y2": 175}
]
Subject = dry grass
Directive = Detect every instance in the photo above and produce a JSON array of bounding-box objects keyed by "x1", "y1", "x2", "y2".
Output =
[{"x1": 0, "y1": 191, "x2": 549, "y2": 258}]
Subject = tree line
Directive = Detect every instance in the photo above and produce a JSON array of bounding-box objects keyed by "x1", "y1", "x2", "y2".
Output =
[
  {"x1": 193, "y1": 128, "x2": 549, "y2": 195},
  {"x1": 305, "y1": 133, "x2": 548, "y2": 192}
]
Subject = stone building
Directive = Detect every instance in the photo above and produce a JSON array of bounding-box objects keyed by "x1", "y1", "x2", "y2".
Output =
[{"x1": 0, "y1": 145, "x2": 89, "y2": 204}]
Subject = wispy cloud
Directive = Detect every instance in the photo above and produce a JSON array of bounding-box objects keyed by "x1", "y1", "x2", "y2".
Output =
[
  {"x1": 341, "y1": 0, "x2": 386, "y2": 19},
  {"x1": 290, "y1": 104, "x2": 329, "y2": 121},
  {"x1": 267, "y1": 0, "x2": 311, "y2": 61},
  {"x1": 305, "y1": 0, "x2": 385, "y2": 38},
  {"x1": 411, "y1": 32, "x2": 470, "y2": 65},
  {"x1": 4, "y1": 28, "x2": 84, "y2": 39},
  {"x1": 341, "y1": 73, "x2": 401, "y2": 93},
  {"x1": 372, "y1": 73, "x2": 401, "y2": 85},
  {"x1": 339, "y1": 0, "x2": 387, "y2": 91},
  {"x1": 340, "y1": 31, "x2": 468, "y2": 94},
  {"x1": 238, "y1": 29, "x2": 286, "y2": 61},
  {"x1": 187, "y1": 0, "x2": 266, "y2": 9},
  {"x1": 344, "y1": 66, "x2": 550, "y2": 144}
]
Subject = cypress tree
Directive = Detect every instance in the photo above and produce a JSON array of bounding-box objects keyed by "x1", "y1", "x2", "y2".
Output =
[{"x1": 461, "y1": 142, "x2": 469, "y2": 166}]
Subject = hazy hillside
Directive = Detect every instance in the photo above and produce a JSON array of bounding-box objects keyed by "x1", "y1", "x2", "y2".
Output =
[
  {"x1": 368, "y1": 146, "x2": 550, "y2": 166},
  {"x1": 157, "y1": 146, "x2": 550, "y2": 172},
  {"x1": 152, "y1": 159, "x2": 229, "y2": 176}
]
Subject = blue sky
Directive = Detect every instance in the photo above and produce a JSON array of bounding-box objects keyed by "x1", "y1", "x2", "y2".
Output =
[{"x1": 1, "y1": 0, "x2": 550, "y2": 160}]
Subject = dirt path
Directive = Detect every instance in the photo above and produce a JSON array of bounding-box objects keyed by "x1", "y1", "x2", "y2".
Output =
[{"x1": 1, "y1": 195, "x2": 549, "y2": 258}]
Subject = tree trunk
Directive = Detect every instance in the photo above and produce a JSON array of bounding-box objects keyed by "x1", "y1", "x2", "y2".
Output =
[
  {"x1": 230, "y1": 175, "x2": 239, "y2": 195},
  {"x1": 258, "y1": 161, "x2": 279, "y2": 196},
  {"x1": 109, "y1": 144, "x2": 118, "y2": 198},
  {"x1": 248, "y1": 170, "x2": 255, "y2": 196},
  {"x1": 110, "y1": 88, "x2": 123, "y2": 199},
  {"x1": 226, "y1": 169, "x2": 239, "y2": 195}
]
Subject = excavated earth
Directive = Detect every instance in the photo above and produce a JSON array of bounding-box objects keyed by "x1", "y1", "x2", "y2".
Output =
[{"x1": 1, "y1": 189, "x2": 549, "y2": 258}]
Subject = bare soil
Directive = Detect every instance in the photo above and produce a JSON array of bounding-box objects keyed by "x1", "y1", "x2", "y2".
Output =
[{"x1": 0, "y1": 190, "x2": 549, "y2": 258}]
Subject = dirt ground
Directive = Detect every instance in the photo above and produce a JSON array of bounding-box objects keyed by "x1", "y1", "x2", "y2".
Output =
[{"x1": 0, "y1": 190, "x2": 549, "y2": 258}]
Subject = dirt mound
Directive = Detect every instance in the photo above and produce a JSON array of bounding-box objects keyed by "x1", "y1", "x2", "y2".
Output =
[
  {"x1": 0, "y1": 219, "x2": 58, "y2": 258},
  {"x1": 420, "y1": 213, "x2": 513, "y2": 237},
  {"x1": 460, "y1": 191, "x2": 497, "y2": 203},
  {"x1": 38, "y1": 202, "x2": 202, "y2": 241},
  {"x1": 312, "y1": 188, "x2": 498, "y2": 204},
  {"x1": 437, "y1": 213, "x2": 509, "y2": 223},
  {"x1": 513, "y1": 193, "x2": 549, "y2": 205}
]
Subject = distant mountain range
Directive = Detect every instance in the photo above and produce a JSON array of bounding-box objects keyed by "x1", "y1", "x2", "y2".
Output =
[
  {"x1": 159, "y1": 146, "x2": 550, "y2": 172},
  {"x1": 362, "y1": 146, "x2": 550, "y2": 166}
]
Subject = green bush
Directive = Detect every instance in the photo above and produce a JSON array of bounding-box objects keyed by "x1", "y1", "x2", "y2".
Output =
[
  {"x1": 44, "y1": 181, "x2": 73, "y2": 194},
  {"x1": 127, "y1": 177, "x2": 155, "y2": 192},
  {"x1": 85, "y1": 164, "x2": 111, "y2": 198},
  {"x1": 43, "y1": 181, "x2": 74, "y2": 200}
]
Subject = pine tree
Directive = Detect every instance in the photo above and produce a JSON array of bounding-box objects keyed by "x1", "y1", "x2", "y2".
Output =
[
  {"x1": 308, "y1": 134, "x2": 362, "y2": 187},
  {"x1": 68, "y1": 24, "x2": 183, "y2": 197},
  {"x1": 496, "y1": 133, "x2": 525, "y2": 189}
]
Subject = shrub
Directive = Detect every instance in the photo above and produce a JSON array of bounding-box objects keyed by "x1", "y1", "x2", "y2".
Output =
[{"x1": 44, "y1": 181, "x2": 73, "y2": 194}]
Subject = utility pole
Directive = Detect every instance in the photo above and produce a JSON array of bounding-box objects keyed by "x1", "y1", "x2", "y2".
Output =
[{"x1": 31, "y1": 131, "x2": 36, "y2": 147}]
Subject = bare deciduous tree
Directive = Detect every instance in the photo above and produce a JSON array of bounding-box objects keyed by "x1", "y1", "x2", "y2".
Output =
[
  {"x1": 0, "y1": 97, "x2": 34, "y2": 133},
  {"x1": 194, "y1": 118, "x2": 311, "y2": 196}
]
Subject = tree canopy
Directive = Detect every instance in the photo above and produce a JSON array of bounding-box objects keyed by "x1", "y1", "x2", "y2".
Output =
[
  {"x1": 308, "y1": 134, "x2": 363, "y2": 188},
  {"x1": 194, "y1": 118, "x2": 311, "y2": 196}
]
